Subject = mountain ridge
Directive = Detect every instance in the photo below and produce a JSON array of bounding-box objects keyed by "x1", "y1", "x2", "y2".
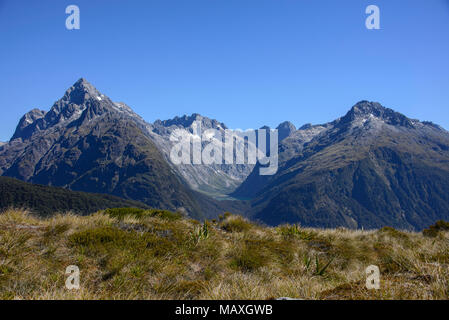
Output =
[
  {"x1": 0, "y1": 79, "x2": 239, "y2": 219},
  {"x1": 3, "y1": 80, "x2": 449, "y2": 230},
  {"x1": 236, "y1": 101, "x2": 449, "y2": 230}
]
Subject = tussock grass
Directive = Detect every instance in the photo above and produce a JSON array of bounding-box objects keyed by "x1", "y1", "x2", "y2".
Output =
[
  {"x1": 0, "y1": 208, "x2": 448, "y2": 300},
  {"x1": 219, "y1": 214, "x2": 253, "y2": 233}
]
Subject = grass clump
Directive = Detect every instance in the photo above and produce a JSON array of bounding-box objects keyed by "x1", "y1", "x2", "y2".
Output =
[
  {"x1": 220, "y1": 214, "x2": 252, "y2": 233},
  {"x1": 230, "y1": 246, "x2": 267, "y2": 272},
  {"x1": 229, "y1": 238, "x2": 294, "y2": 272},
  {"x1": 278, "y1": 224, "x2": 301, "y2": 236},
  {"x1": 278, "y1": 224, "x2": 317, "y2": 240}
]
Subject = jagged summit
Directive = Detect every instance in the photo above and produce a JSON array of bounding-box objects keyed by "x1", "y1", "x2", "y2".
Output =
[
  {"x1": 48, "y1": 77, "x2": 111, "y2": 120},
  {"x1": 341, "y1": 100, "x2": 415, "y2": 128},
  {"x1": 346, "y1": 101, "x2": 390, "y2": 118},
  {"x1": 10, "y1": 79, "x2": 137, "y2": 142},
  {"x1": 299, "y1": 123, "x2": 313, "y2": 130},
  {"x1": 11, "y1": 108, "x2": 47, "y2": 140},
  {"x1": 154, "y1": 113, "x2": 226, "y2": 130},
  {"x1": 73, "y1": 77, "x2": 100, "y2": 94},
  {"x1": 350, "y1": 100, "x2": 384, "y2": 113},
  {"x1": 60, "y1": 79, "x2": 139, "y2": 118},
  {"x1": 74, "y1": 77, "x2": 91, "y2": 86},
  {"x1": 276, "y1": 121, "x2": 296, "y2": 141},
  {"x1": 74, "y1": 77, "x2": 96, "y2": 89},
  {"x1": 59, "y1": 78, "x2": 103, "y2": 105}
]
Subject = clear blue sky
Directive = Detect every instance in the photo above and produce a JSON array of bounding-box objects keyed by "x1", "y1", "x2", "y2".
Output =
[{"x1": 1, "y1": 0, "x2": 448, "y2": 141}]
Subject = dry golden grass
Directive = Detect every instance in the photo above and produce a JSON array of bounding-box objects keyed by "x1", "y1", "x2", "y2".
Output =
[{"x1": 0, "y1": 208, "x2": 448, "y2": 300}]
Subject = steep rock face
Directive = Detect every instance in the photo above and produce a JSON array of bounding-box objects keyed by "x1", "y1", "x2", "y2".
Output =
[
  {"x1": 0, "y1": 79, "x2": 213, "y2": 218},
  {"x1": 11, "y1": 109, "x2": 46, "y2": 141},
  {"x1": 239, "y1": 101, "x2": 449, "y2": 230}
]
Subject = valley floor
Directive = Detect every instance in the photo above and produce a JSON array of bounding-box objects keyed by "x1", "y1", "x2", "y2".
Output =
[{"x1": 0, "y1": 209, "x2": 448, "y2": 300}]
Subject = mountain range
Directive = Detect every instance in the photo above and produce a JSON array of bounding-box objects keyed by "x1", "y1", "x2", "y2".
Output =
[
  {"x1": 0, "y1": 79, "x2": 246, "y2": 220},
  {"x1": 235, "y1": 102, "x2": 449, "y2": 229},
  {"x1": 1, "y1": 78, "x2": 449, "y2": 230}
]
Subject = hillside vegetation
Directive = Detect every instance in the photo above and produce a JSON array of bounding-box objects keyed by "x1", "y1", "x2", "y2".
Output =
[
  {"x1": 0, "y1": 176, "x2": 150, "y2": 216},
  {"x1": 0, "y1": 208, "x2": 448, "y2": 300}
]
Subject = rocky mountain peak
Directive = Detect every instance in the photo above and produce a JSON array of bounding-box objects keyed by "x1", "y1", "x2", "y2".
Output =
[
  {"x1": 349, "y1": 100, "x2": 384, "y2": 115},
  {"x1": 276, "y1": 121, "x2": 296, "y2": 141},
  {"x1": 11, "y1": 108, "x2": 47, "y2": 140},
  {"x1": 341, "y1": 100, "x2": 415, "y2": 128},
  {"x1": 18, "y1": 108, "x2": 46, "y2": 126},
  {"x1": 299, "y1": 123, "x2": 313, "y2": 130},
  {"x1": 10, "y1": 79, "x2": 123, "y2": 141},
  {"x1": 61, "y1": 78, "x2": 101, "y2": 105},
  {"x1": 46, "y1": 78, "x2": 119, "y2": 125},
  {"x1": 154, "y1": 113, "x2": 227, "y2": 131}
]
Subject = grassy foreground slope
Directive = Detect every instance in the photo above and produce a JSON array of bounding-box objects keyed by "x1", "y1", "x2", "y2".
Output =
[{"x1": 0, "y1": 208, "x2": 448, "y2": 300}]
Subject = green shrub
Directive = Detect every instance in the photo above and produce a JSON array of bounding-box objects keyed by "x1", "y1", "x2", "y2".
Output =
[
  {"x1": 423, "y1": 220, "x2": 449, "y2": 237},
  {"x1": 379, "y1": 226, "x2": 397, "y2": 233},
  {"x1": 70, "y1": 226, "x2": 178, "y2": 258},
  {"x1": 151, "y1": 209, "x2": 182, "y2": 221},
  {"x1": 105, "y1": 208, "x2": 182, "y2": 220},
  {"x1": 104, "y1": 208, "x2": 146, "y2": 219},
  {"x1": 69, "y1": 226, "x2": 135, "y2": 246},
  {"x1": 378, "y1": 226, "x2": 409, "y2": 239}
]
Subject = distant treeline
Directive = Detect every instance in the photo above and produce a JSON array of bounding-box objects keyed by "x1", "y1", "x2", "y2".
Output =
[{"x1": 0, "y1": 176, "x2": 150, "y2": 216}]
